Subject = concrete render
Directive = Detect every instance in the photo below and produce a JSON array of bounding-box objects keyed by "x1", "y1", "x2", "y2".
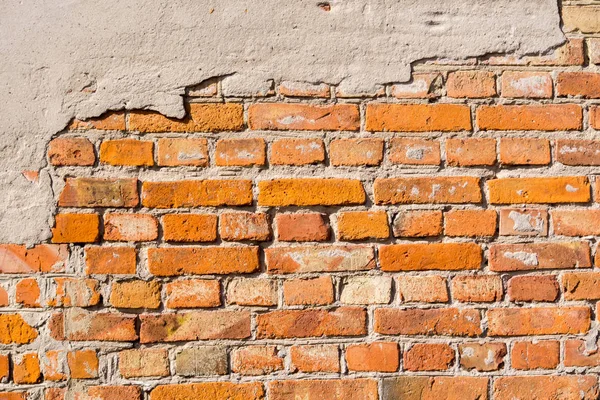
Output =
[{"x1": 0, "y1": 0, "x2": 564, "y2": 245}]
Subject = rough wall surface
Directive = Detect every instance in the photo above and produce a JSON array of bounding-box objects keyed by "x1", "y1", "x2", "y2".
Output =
[{"x1": 5, "y1": 1, "x2": 600, "y2": 399}]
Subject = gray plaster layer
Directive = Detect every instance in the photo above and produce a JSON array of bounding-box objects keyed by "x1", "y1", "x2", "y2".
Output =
[{"x1": 0, "y1": 0, "x2": 564, "y2": 245}]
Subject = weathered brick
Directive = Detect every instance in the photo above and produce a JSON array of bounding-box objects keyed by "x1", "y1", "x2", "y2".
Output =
[
  {"x1": 52, "y1": 213, "x2": 100, "y2": 243},
  {"x1": 390, "y1": 73, "x2": 441, "y2": 99},
  {"x1": 142, "y1": 180, "x2": 252, "y2": 208},
  {"x1": 279, "y1": 81, "x2": 330, "y2": 98},
  {"x1": 45, "y1": 388, "x2": 65, "y2": 400},
  {"x1": 269, "y1": 379, "x2": 377, "y2": 400},
  {"x1": 488, "y1": 307, "x2": 590, "y2": 336},
  {"x1": 0, "y1": 244, "x2": 67, "y2": 274},
  {"x1": 150, "y1": 383, "x2": 264, "y2": 400},
  {"x1": 16, "y1": 278, "x2": 41, "y2": 307},
  {"x1": 156, "y1": 138, "x2": 208, "y2": 167},
  {"x1": 382, "y1": 376, "x2": 488, "y2": 400},
  {"x1": 248, "y1": 103, "x2": 359, "y2": 131},
  {"x1": 227, "y1": 278, "x2": 278, "y2": 307},
  {"x1": 489, "y1": 242, "x2": 591, "y2": 271},
  {"x1": 563, "y1": 272, "x2": 600, "y2": 300},
  {"x1": 477, "y1": 104, "x2": 583, "y2": 131},
  {"x1": 42, "y1": 350, "x2": 67, "y2": 381},
  {"x1": 366, "y1": 104, "x2": 472, "y2": 132},
  {"x1": 0, "y1": 354, "x2": 9, "y2": 382},
  {"x1": 451, "y1": 275, "x2": 502, "y2": 302},
  {"x1": 48, "y1": 137, "x2": 95, "y2": 166},
  {"x1": 119, "y1": 348, "x2": 169, "y2": 378},
  {"x1": 162, "y1": 213, "x2": 217, "y2": 242},
  {"x1": 493, "y1": 376, "x2": 598, "y2": 400},
  {"x1": 110, "y1": 280, "x2": 161, "y2": 309},
  {"x1": 558, "y1": 72, "x2": 600, "y2": 98},
  {"x1": 82, "y1": 386, "x2": 142, "y2": 400},
  {"x1": 215, "y1": 138, "x2": 266, "y2": 166},
  {"x1": 488, "y1": 176, "x2": 590, "y2": 204},
  {"x1": 265, "y1": 245, "x2": 374, "y2": 274},
  {"x1": 63, "y1": 308, "x2": 138, "y2": 341},
  {"x1": 375, "y1": 176, "x2": 481, "y2": 204},
  {"x1": 511, "y1": 340, "x2": 559, "y2": 370},
  {"x1": 447, "y1": 70, "x2": 496, "y2": 98},
  {"x1": 499, "y1": 208, "x2": 547, "y2": 236},
  {"x1": 59, "y1": 177, "x2": 139, "y2": 207},
  {"x1": 337, "y1": 210, "x2": 389, "y2": 240},
  {"x1": 129, "y1": 103, "x2": 244, "y2": 133},
  {"x1": 231, "y1": 346, "x2": 284, "y2": 375},
  {"x1": 459, "y1": 343, "x2": 506, "y2": 372},
  {"x1": 380, "y1": 243, "x2": 481, "y2": 271},
  {"x1": 175, "y1": 346, "x2": 227, "y2": 376},
  {"x1": 445, "y1": 209, "x2": 496, "y2": 237},
  {"x1": 565, "y1": 339, "x2": 600, "y2": 367},
  {"x1": 556, "y1": 139, "x2": 600, "y2": 166},
  {"x1": 290, "y1": 345, "x2": 340, "y2": 373},
  {"x1": 589, "y1": 38, "x2": 600, "y2": 64},
  {"x1": 68, "y1": 112, "x2": 125, "y2": 131},
  {"x1": 501, "y1": 71, "x2": 553, "y2": 98},
  {"x1": 392, "y1": 210, "x2": 442, "y2": 237},
  {"x1": 165, "y1": 279, "x2": 220, "y2": 308},
  {"x1": 258, "y1": 178, "x2": 365, "y2": 206},
  {"x1": 85, "y1": 246, "x2": 136, "y2": 275},
  {"x1": 397, "y1": 276, "x2": 448, "y2": 303},
  {"x1": 329, "y1": 138, "x2": 384, "y2": 166},
  {"x1": 346, "y1": 342, "x2": 399, "y2": 372},
  {"x1": 553, "y1": 210, "x2": 600, "y2": 236},
  {"x1": 140, "y1": 311, "x2": 250, "y2": 343},
  {"x1": 374, "y1": 308, "x2": 481, "y2": 336},
  {"x1": 270, "y1": 138, "x2": 325, "y2": 166},
  {"x1": 220, "y1": 212, "x2": 270, "y2": 241},
  {"x1": 99, "y1": 139, "x2": 154, "y2": 166},
  {"x1": 148, "y1": 246, "x2": 259, "y2": 276},
  {"x1": 104, "y1": 213, "x2": 158, "y2": 242},
  {"x1": 389, "y1": 138, "x2": 440, "y2": 165},
  {"x1": 0, "y1": 286, "x2": 7, "y2": 307},
  {"x1": 48, "y1": 277, "x2": 101, "y2": 307},
  {"x1": 507, "y1": 275, "x2": 559, "y2": 302},
  {"x1": 68, "y1": 349, "x2": 98, "y2": 379},
  {"x1": 13, "y1": 353, "x2": 41, "y2": 384},
  {"x1": 275, "y1": 213, "x2": 329, "y2": 242},
  {"x1": 499, "y1": 138, "x2": 550, "y2": 165},
  {"x1": 340, "y1": 276, "x2": 392, "y2": 305},
  {"x1": 0, "y1": 393, "x2": 26, "y2": 400},
  {"x1": 256, "y1": 307, "x2": 366, "y2": 339},
  {"x1": 405, "y1": 344, "x2": 455, "y2": 372},
  {"x1": 446, "y1": 138, "x2": 496, "y2": 166},
  {"x1": 283, "y1": 276, "x2": 334, "y2": 306}
]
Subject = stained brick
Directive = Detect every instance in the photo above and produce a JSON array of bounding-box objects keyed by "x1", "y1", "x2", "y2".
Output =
[
  {"x1": 269, "y1": 380, "x2": 377, "y2": 400},
  {"x1": 104, "y1": 213, "x2": 158, "y2": 242},
  {"x1": 270, "y1": 138, "x2": 325, "y2": 165},
  {"x1": 119, "y1": 348, "x2": 169, "y2": 378},
  {"x1": 374, "y1": 177, "x2": 481, "y2": 204},
  {"x1": 290, "y1": 344, "x2": 340, "y2": 373},
  {"x1": 165, "y1": 279, "x2": 220, "y2": 308},
  {"x1": 249, "y1": 103, "x2": 360, "y2": 131},
  {"x1": 389, "y1": 138, "x2": 440, "y2": 165},
  {"x1": 459, "y1": 343, "x2": 506, "y2": 372},
  {"x1": 227, "y1": 278, "x2": 278, "y2": 307},
  {"x1": 447, "y1": 70, "x2": 496, "y2": 98},
  {"x1": 0, "y1": 244, "x2": 67, "y2": 274},
  {"x1": 382, "y1": 376, "x2": 488, "y2": 400},
  {"x1": 499, "y1": 208, "x2": 547, "y2": 236},
  {"x1": 329, "y1": 138, "x2": 384, "y2": 166},
  {"x1": 493, "y1": 376, "x2": 598, "y2": 400},
  {"x1": 446, "y1": 138, "x2": 496, "y2": 167},
  {"x1": 397, "y1": 276, "x2": 448, "y2": 303},
  {"x1": 266, "y1": 245, "x2": 375, "y2": 274},
  {"x1": 477, "y1": 105, "x2": 583, "y2": 131},
  {"x1": 231, "y1": 346, "x2": 284, "y2": 375},
  {"x1": 451, "y1": 275, "x2": 502, "y2": 302},
  {"x1": 215, "y1": 138, "x2": 266, "y2": 167},
  {"x1": 489, "y1": 242, "x2": 591, "y2": 272},
  {"x1": 220, "y1": 212, "x2": 270, "y2": 241},
  {"x1": 556, "y1": 139, "x2": 600, "y2": 166},
  {"x1": 59, "y1": 177, "x2": 138, "y2": 207},
  {"x1": 374, "y1": 308, "x2": 482, "y2": 336},
  {"x1": 501, "y1": 71, "x2": 553, "y2": 98},
  {"x1": 157, "y1": 138, "x2": 208, "y2": 166}
]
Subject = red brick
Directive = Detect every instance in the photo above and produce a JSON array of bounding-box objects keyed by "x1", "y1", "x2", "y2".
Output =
[
  {"x1": 329, "y1": 138, "x2": 384, "y2": 166},
  {"x1": 477, "y1": 104, "x2": 583, "y2": 131},
  {"x1": 366, "y1": 104, "x2": 472, "y2": 132},
  {"x1": 249, "y1": 103, "x2": 359, "y2": 131},
  {"x1": 389, "y1": 138, "x2": 440, "y2": 165},
  {"x1": 488, "y1": 176, "x2": 590, "y2": 204},
  {"x1": 397, "y1": 276, "x2": 448, "y2": 303},
  {"x1": 404, "y1": 343, "x2": 454, "y2": 371},
  {"x1": 489, "y1": 242, "x2": 591, "y2": 271},
  {"x1": 447, "y1": 70, "x2": 496, "y2": 98},
  {"x1": 446, "y1": 138, "x2": 496, "y2": 166},
  {"x1": 275, "y1": 213, "x2": 329, "y2": 242},
  {"x1": 142, "y1": 180, "x2": 252, "y2": 208},
  {"x1": 565, "y1": 339, "x2": 600, "y2": 367},
  {"x1": 215, "y1": 138, "x2": 266, "y2": 166},
  {"x1": 265, "y1": 245, "x2": 375, "y2": 274},
  {"x1": 459, "y1": 343, "x2": 506, "y2": 372},
  {"x1": 445, "y1": 209, "x2": 496, "y2": 237},
  {"x1": 63, "y1": 309, "x2": 138, "y2": 341},
  {"x1": 231, "y1": 346, "x2": 283, "y2": 375},
  {"x1": 390, "y1": 73, "x2": 442, "y2": 99},
  {"x1": 219, "y1": 212, "x2": 270, "y2": 241},
  {"x1": 162, "y1": 213, "x2": 217, "y2": 242},
  {"x1": 0, "y1": 314, "x2": 38, "y2": 344},
  {"x1": 256, "y1": 307, "x2": 366, "y2": 339},
  {"x1": 591, "y1": 107, "x2": 600, "y2": 130},
  {"x1": 148, "y1": 246, "x2": 259, "y2": 276},
  {"x1": 150, "y1": 383, "x2": 263, "y2": 400},
  {"x1": 380, "y1": 243, "x2": 481, "y2": 271},
  {"x1": 68, "y1": 112, "x2": 125, "y2": 131},
  {"x1": 48, "y1": 277, "x2": 101, "y2": 307},
  {"x1": 227, "y1": 278, "x2": 278, "y2": 307},
  {"x1": 119, "y1": 348, "x2": 169, "y2": 378},
  {"x1": 52, "y1": 213, "x2": 100, "y2": 243},
  {"x1": 374, "y1": 176, "x2": 481, "y2": 204},
  {"x1": 110, "y1": 280, "x2": 161, "y2": 309},
  {"x1": 501, "y1": 71, "x2": 553, "y2": 98},
  {"x1": 511, "y1": 340, "x2": 559, "y2": 370},
  {"x1": 99, "y1": 139, "x2": 153, "y2": 166},
  {"x1": 68, "y1": 350, "x2": 98, "y2": 379},
  {"x1": 13, "y1": 353, "x2": 41, "y2": 384},
  {"x1": 174, "y1": 346, "x2": 227, "y2": 376},
  {"x1": 499, "y1": 208, "x2": 547, "y2": 236},
  {"x1": 48, "y1": 137, "x2": 95, "y2": 166},
  {"x1": 283, "y1": 276, "x2": 334, "y2": 306},
  {"x1": 165, "y1": 279, "x2": 220, "y2": 308},
  {"x1": 129, "y1": 103, "x2": 244, "y2": 133},
  {"x1": 392, "y1": 210, "x2": 442, "y2": 237},
  {"x1": 558, "y1": 72, "x2": 600, "y2": 98},
  {"x1": 270, "y1": 138, "x2": 325, "y2": 165},
  {"x1": 0, "y1": 354, "x2": 9, "y2": 381},
  {"x1": 290, "y1": 344, "x2": 340, "y2": 373},
  {"x1": 553, "y1": 209, "x2": 600, "y2": 236},
  {"x1": 374, "y1": 308, "x2": 482, "y2": 336},
  {"x1": 451, "y1": 275, "x2": 502, "y2": 302},
  {"x1": 83, "y1": 386, "x2": 142, "y2": 400},
  {"x1": 499, "y1": 138, "x2": 550, "y2": 165},
  {"x1": 140, "y1": 311, "x2": 250, "y2": 342},
  {"x1": 104, "y1": 213, "x2": 158, "y2": 241},
  {"x1": 269, "y1": 380, "x2": 377, "y2": 400},
  {"x1": 487, "y1": 307, "x2": 590, "y2": 336},
  {"x1": 258, "y1": 178, "x2": 365, "y2": 206},
  {"x1": 507, "y1": 275, "x2": 559, "y2": 302},
  {"x1": 337, "y1": 210, "x2": 389, "y2": 240},
  {"x1": 279, "y1": 81, "x2": 330, "y2": 98},
  {"x1": 382, "y1": 376, "x2": 488, "y2": 400},
  {"x1": 59, "y1": 177, "x2": 139, "y2": 207},
  {"x1": 563, "y1": 272, "x2": 600, "y2": 300},
  {"x1": 0, "y1": 286, "x2": 7, "y2": 307},
  {"x1": 556, "y1": 139, "x2": 600, "y2": 165},
  {"x1": 85, "y1": 246, "x2": 136, "y2": 275},
  {"x1": 493, "y1": 376, "x2": 598, "y2": 400},
  {"x1": 45, "y1": 388, "x2": 65, "y2": 400},
  {"x1": 0, "y1": 244, "x2": 67, "y2": 274},
  {"x1": 16, "y1": 278, "x2": 41, "y2": 307},
  {"x1": 346, "y1": 342, "x2": 399, "y2": 372},
  {"x1": 156, "y1": 138, "x2": 208, "y2": 167}
]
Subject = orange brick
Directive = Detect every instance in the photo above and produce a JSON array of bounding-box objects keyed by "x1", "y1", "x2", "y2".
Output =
[
  {"x1": 374, "y1": 308, "x2": 482, "y2": 336},
  {"x1": 275, "y1": 213, "x2": 329, "y2": 242},
  {"x1": 110, "y1": 280, "x2": 161, "y2": 309},
  {"x1": 383, "y1": 376, "x2": 488, "y2": 400},
  {"x1": 42, "y1": 350, "x2": 67, "y2": 382},
  {"x1": 219, "y1": 212, "x2": 270, "y2": 241},
  {"x1": 156, "y1": 138, "x2": 208, "y2": 167},
  {"x1": 563, "y1": 272, "x2": 600, "y2": 300},
  {"x1": 374, "y1": 176, "x2": 481, "y2": 205},
  {"x1": 392, "y1": 210, "x2": 442, "y2": 237},
  {"x1": 488, "y1": 176, "x2": 590, "y2": 204},
  {"x1": 346, "y1": 342, "x2": 399, "y2": 372},
  {"x1": 269, "y1": 380, "x2": 377, "y2": 400},
  {"x1": 48, "y1": 137, "x2": 95, "y2": 166},
  {"x1": 489, "y1": 242, "x2": 591, "y2": 271},
  {"x1": 397, "y1": 276, "x2": 448, "y2": 303},
  {"x1": 290, "y1": 345, "x2": 340, "y2": 373},
  {"x1": 227, "y1": 278, "x2": 278, "y2": 307},
  {"x1": 248, "y1": 103, "x2": 359, "y2": 131},
  {"x1": 499, "y1": 208, "x2": 547, "y2": 236},
  {"x1": 148, "y1": 246, "x2": 259, "y2": 276},
  {"x1": 499, "y1": 137, "x2": 550, "y2": 165},
  {"x1": 215, "y1": 138, "x2": 266, "y2": 166},
  {"x1": 283, "y1": 276, "x2": 334, "y2": 306},
  {"x1": 329, "y1": 138, "x2": 384, "y2": 166},
  {"x1": 279, "y1": 81, "x2": 330, "y2": 98},
  {"x1": 0, "y1": 286, "x2": 7, "y2": 307},
  {"x1": 445, "y1": 209, "x2": 496, "y2": 237},
  {"x1": 119, "y1": 348, "x2": 169, "y2": 378},
  {"x1": 129, "y1": 103, "x2": 244, "y2": 133},
  {"x1": 99, "y1": 139, "x2": 154, "y2": 166},
  {"x1": 0, "y1": 354, "x2": 9, "y2": 381},
  {"x1": 258, "y1": 178, "x2": 365, "y2": 206},
  {"x1": 558, "y1": 72, "x2": 600, "y2": 98},
  {"x1": 380, "y1": 243, "x2": 481, "y2": 271},
  {"x1": 389, "y1": 138, "x2": 440, "y2": 165},
  {"x1": 150, "y1": 383, "x2": 262, "y2": 400},
  {"x1": 52, "y1": 213, "x2": 99, "y2": 243},
  {"x1": 13, "y1": 353, "x2": 41, "y2": 384},
  {"x1": 16, "y1": 278, "x2": 41, "y2": 307},
  {"x1": 142, "y1": 180, "x2": 252, "y2": 208},
  {"x1": 162, "y1": 214, "x2": 217, "y2": 242},
  {"x1": 104, "y1": 213, "x2": 158, "y2": 241},
  {"x1": 488, "y1": 307, "x2": 590, "y2": 336},
  {"x1": 366, "y1": 104, "x2": 472, "y2": 132},
  {"x1": 337, "y1": 210, "x2": 389, "y2": 240},
  {"x1": 165, "y1": 279, "x2": 221, "y2": 308},
  {"x1": 446, "y1": 138, "x2": 496, "y2": 167},
  {"x1": 59, "y1": 177, "x2": 139, "y2": 208},
  {"x1": 591, "y1": 107, "x2": 600, "y2": 129},
  {"x1": 256, "y1": 307, "x2": 366, "y2": 339},
  {"x1": 501, "y1": 71, "x2": 553, "y2": 98},
  {"x1": 556, "y1": 139, "x2": 600, "y2": 165},
  {"x1": 270, "y1": 138, "x2": 325, "y2": 165},
  {"x1": 447, "y1": 70, "x2": 496, "y2": 98},
  {"x1": 265, "y1": 245, "x2": 375, "y2": 274},
  {"x1": 404, "y1": 343, "x2": 454, "y2": 371},
  {"x1": 552, "y1": 209, "x2": 600, "y2": 236},
  {"x1": 45, "y1": 388, "x2": 66, "y2": 400},
  {"x1": 85, "y1": 246, "x2": 136, "y2": 275},
  {"x1": 0, "y1": 244, "x2": 68, "y2": 274},
  {"x1": 48, "y1": 277, "x2": 101, "y2": 307},
  {"x1": 459, "y1": 343, "x2": 506, "y2": 372},
  {"x1": 565, "y1": 339, "x2": 600, "y2": 367},
  {"x1": 493, "y1": 376, "x2": 597, "y2": 400},
  {"x1": 83, "y1": 386, "x2": 142, "y2": 400},
  {"x1": 231, "y1": 346, "x2": 284, "y2": 375},
  {"x1": 61, "y1": 309, "x2": 138, "y2": 341},
  {"x1": 0, "y1": 314, "x2": 38, "y2": 344},
  {"x1": 508, "y1": 275, "x2": 559, "y2": 302},
  {"x1": 390, "y1": 73, "x2": 442, "y2": 99},
  {"x1": 477, "y1": 104, "x2": 583, "y2": 131},
  {"x1": 451, "y1": 275, "x2": 502, "y2": 302},
  {"x1": 68, "y1": 112, "x2": 125, "y2": 131},
  {"x1": 67, "y1": 350, "x2": 98, "y2": 379}
]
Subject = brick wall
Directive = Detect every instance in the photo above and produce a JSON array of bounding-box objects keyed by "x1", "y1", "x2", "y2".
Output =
[{"x1": 2, "y1": 4, "x2": 600, "y2": 400}]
